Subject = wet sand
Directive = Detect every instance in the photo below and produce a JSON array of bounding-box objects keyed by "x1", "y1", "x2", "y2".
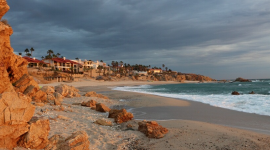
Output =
[{"x1": 79, "y1": 86, "x2": 270, "y2": 135}]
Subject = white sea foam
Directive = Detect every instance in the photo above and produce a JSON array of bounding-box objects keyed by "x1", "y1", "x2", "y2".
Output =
[{"x1": 113, "y1": 86, "x2": 270, "y2": 116}]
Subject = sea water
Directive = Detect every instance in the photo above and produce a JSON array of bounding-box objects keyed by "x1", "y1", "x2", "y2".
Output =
[{"x1": 113, "y1": 79, "x2": 270, "y2": 116}]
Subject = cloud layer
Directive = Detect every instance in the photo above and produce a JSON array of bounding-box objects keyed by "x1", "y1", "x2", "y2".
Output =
[{"x1": 4, "y1": 0, "x2": 270, "y2": 79}]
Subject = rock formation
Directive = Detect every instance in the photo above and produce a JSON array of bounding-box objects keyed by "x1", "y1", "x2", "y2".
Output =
[
  {"x1": 95, "y1": 103, "x2": 111, "y2": 112},
  {"x1": 108, "y1": 109, "x2": 134, "y2": 124},
  {"x1": 18, "y1": 118, "x2": 50, "y2": 149},
  {"x1": 45, "y1": 131, "x2": 90, "y2": 150},
  {"x1": 231, "y1": 91, "x2": 240, "y2": 95},
  {"x1": 81, "y1": 100, "x2": 96, "y2": 108},
  {"x1": 235, "y1": 77, "x2": 251, "y2": 82},
  {"x1": 0, "y1": 92, "x2": 35, "y2": 149},
  {"x1": 138, "y1": 121, "x2": 168, "y2": 139},
  {"x1": 84, "y1": 91, "x2": 108, "y2": 99},
  {"x1": 0, "y1": 1, "x2": 49, "y2": 148},
  {"x1": 55, "y1": 84, "x2": 81, "y2": 98}
]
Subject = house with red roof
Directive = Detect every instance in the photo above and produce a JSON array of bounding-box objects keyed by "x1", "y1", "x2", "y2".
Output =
[
  {"x1": 43, "y1": 57, "x2": 83, "y2": 73},
  {"x1": 22, "y1": 56, "x2": 46, "y2": 68}
]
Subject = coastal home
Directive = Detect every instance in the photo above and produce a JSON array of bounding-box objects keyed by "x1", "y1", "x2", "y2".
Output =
[
  {"x1": 43, "y1": 57, "x2": 83, "y2": 73},
  {"x1": 23, "y1": 56, "x2": 46, "y2": 68},
  {"x1": 148, "y1": 69, "x2": 163, "y2": 74}
]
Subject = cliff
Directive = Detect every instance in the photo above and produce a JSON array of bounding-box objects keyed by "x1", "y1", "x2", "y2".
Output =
[{"x1": 0, "y1": 1, "x2": 49, "y2": 149}]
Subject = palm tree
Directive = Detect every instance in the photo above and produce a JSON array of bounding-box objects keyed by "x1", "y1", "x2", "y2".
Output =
[
  {"x1": 24, "y1": 48, "x2": 29, "y2": 55},
  {"x1": 162, "y1": 64, "x2": 165, "y2": 71},
  {"x1": 41, "y1": 56, "x2": 44, "y2": 59},
  {"x1": 47, "y1": 49, "x2": 54, "y2": 56},
  {"x1": 56, "y1": 53, "x2": 61, "y2": 58},
  {"x1": 18, "y1": 53, "x2": 22, "y2": 56},
  {"x1": 52, "y1": 54, "x2": 57, "y2": 58},
  {"x1": 30, "y1": 47, "x2": 34, "y2": 57},
  {"x1": 26, "y1": 53, "x2": 31, "y2": 57},
  {"x1": 100, "y1": 60, "x2": 103, "y2": 62},
  {"x1": 165, "y1": 67, "x2": 168, "y2": 72}
]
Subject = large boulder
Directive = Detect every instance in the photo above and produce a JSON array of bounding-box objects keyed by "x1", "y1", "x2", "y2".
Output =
[
  {"x1": 84, "y1": 91, "x2": 108, "y2": 99},
  {"x1": 0, "y1": 92, "x2": 35, "y2": 149},
  {"x1": 108, "y1": 109, "x2": 133, "y2": 124},
  {"x1": 18, "y1": 118, "x2": 50, "y2": 149},
  {"x1": 138, "y1": 121, "x2": 168, "y2": 139},
  {"x1": 95, "y1": 103, "x2": 110, "y2": 112},
  {"x1": 55, "y1": 84, "x2": 81, "y2": 98}
]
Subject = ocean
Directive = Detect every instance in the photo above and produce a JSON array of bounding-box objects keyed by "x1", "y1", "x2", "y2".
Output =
[{"x1": 113, "y1": 79, "x2": 270, "y2": 116}]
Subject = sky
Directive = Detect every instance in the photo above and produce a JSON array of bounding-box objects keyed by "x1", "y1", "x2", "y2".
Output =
[{"x1": 4, "y1": 0, "x2": 270, "y2": 79}]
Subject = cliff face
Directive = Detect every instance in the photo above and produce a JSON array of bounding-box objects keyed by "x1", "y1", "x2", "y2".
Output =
[
  {"x1": 0, "y1": 1, "x2": 46, "y2": 101},
  {"x1": 0, "y1": 1, "x2": 49, "y2": 149}
]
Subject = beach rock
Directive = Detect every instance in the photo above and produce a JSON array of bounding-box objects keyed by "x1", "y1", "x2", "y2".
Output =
[
  {"x1": 249, "y1": 91, "x2": 256, "y2": 94},
  {"x1": 108, "y1": 109, "x2": 134, "y2": 124},
  {"x1": 0, "y1": 92, "x2": 35, "y2": 149},
  {"x1": 235, "y1": 77, "x2": 251, "y2": 82},
  {"x1": 61, "y1": 131, "x2": 90, "y2": 150},
  {"x1": 40, "y1": 86, "x2": 55, "y2": 94},
  {"x1": 53, "y1": 92, "x2": 63, "y2": 105},
  {"x1": 81, "y1": 100, "x2": 96, "y2": 108},
  {"x1": 55, "y1": 84, "x2": 81, "y2": 98},
  {"x1": 18, "y1": 118, "x2": 50, "y2": 149},
  {"x1": 84, "y1": 91, "x2": 108, "y2": 99},
  {"x1": 138, "y1": 120, "x2": 168, "y2": 139},
  {"x1": 13, "y1": 74, "x2": 47, "y2": 102},
  {"x1": 44, "y1": 134, "x2": 65, "y2": 150},
  {"x1": 232, "y1": 91, "x2": 240, "y2": 95},
  {"x1": 94, "y1": 119, "x2": 112, "y2": 126},
  {"x1": 95, "y1": 103, "x2": 111, "y2": 112}
]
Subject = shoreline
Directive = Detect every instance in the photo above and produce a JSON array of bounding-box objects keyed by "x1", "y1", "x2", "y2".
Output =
[
  {"x1": 75, "y1": 83, "x2": 270, "y2": 136},
  {"x1": 38, "y1": 80, "x2": 270, "y2": 149}
]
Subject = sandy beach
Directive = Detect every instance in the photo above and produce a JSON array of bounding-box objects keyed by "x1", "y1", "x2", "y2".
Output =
[{"x1": 37, "y1": 80, "x2": 270, "y2": 149}]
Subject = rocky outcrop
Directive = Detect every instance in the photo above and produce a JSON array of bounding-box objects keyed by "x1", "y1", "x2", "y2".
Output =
[
  {"x1": 232, "y1": 91, "x2": 240, "y2": 95},
  {"x1": 55, "y1": 84, "x2": 81, "y2": 98},
  {"x1": 0, "y1": 1, "x2": 46, "y2": 101},
  {"x1": 84, "y1": 91, "x2": 108, "y2": 99},
  {"x1": 0, "y1": 92, "x2": 35, "y2": 149},
  {"x1": 95, "y1": 103, "x2": 110, "y2": 112},
  {"x1": 18, "y1": 118, "x2": 50, "y2": 149},
  {"x1": 235, "y1": 77, "x2": 251, "y2": 82},
  {"x1": 81, "y1": 100, "x2": 96, "y2": 108},
  {"x1": 138, "y1": 121, "x2": 168, "y2": 139},
  {"x1": 0, "y1": 1, "x2": 50, "y2": 149},
  {"x1": 108, "y1": 109, "x2": 134, "y2": 124},
  {"x1": 45, "y1": 131, "x2": 90, "y2": 150}
]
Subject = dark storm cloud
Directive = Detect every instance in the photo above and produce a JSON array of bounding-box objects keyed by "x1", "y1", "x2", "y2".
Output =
[{"x1": 4, "y1": 0, "x2": 270, "y2": 79}]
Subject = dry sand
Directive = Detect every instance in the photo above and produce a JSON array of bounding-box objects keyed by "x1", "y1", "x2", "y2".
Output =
[{"x1": 37, "y1": 80, "x2": 270, "y2": 150}]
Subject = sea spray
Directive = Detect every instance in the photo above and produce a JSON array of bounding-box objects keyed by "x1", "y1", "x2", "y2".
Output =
[{"x1": 113, "y1": 80, "x2": 270, "y2": 116}]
